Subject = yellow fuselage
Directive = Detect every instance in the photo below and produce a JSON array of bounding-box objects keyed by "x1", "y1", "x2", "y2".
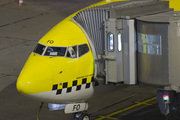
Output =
[{"x1": 16, "y1": 18, "x2": 95, "y2": 103}]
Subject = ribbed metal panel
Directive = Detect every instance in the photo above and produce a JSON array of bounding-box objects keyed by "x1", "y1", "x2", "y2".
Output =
[
  {"x1": 137, "y1": 20, "x2": 169, "y2": 86},
  {"x1": 73, "y1": 8, "x2": 108, "y2": 74}
]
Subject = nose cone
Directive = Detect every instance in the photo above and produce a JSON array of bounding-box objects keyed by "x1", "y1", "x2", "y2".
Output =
[{"x1": 17, "y1": 59, "x2": 53, "y2": 95}]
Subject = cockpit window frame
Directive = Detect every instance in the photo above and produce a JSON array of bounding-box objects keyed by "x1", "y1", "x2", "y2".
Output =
[
  {"x1": 65, "y1": 43, "x2": 90, "y2": 59},
  {"x1": 65, "y1": 45, "x2": 78, "y2": 59},
  {"x1": 33, "y1": 43, "x2": 47, "y2": 56},
  {"x1": 44, "y1": 46, "x2": 67, "y2": 57},
  {"x1": 33, "y1": 43, "x2": 68, "y2": 57},
  {"x1": 78, "y1": 43, "x2": 90, "y2": 58},
  {"x1": 33, "y1": 43, "x2": 90, "y2": 59}
]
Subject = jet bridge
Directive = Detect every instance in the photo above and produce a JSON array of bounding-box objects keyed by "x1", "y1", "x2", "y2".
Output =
[
  {"x1": 72, "y1": 0, "x2": 174, "y2": 86},
  {"x1": 72, "y1": 0, "x2": 180, "y2": 115}
]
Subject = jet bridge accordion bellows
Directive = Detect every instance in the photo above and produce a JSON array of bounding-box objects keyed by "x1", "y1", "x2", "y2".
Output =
[{"x1": 72, "y1": 8, "x2": 108, "y2": 74}]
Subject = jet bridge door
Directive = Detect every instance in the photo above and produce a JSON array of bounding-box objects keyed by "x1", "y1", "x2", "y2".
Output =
[{"x1": 104, "y1": 19, "x2": 123, "y2": 84}]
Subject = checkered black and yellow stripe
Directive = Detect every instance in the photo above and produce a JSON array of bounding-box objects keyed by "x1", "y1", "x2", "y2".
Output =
[{"x1": 52, "y1": 77, "x2": 97, "y2": 95}]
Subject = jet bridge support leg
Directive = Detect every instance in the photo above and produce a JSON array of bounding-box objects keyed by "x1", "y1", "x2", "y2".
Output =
[
  {"x1": 156, "y1": 90, "x2": 170, "y2": 115},
  {"x1": 156, "y1": 90, "x2": 180, "y2": 118}
]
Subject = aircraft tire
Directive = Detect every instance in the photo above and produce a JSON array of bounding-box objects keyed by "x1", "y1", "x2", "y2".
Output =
[{"x1": 79, "y1": 113, "x2": 90, "y2": 120}]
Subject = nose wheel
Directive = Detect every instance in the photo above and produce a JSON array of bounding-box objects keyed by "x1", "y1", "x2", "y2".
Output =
[{"x1": 71, "y1": 112, "x2": 90, "y2": 120}]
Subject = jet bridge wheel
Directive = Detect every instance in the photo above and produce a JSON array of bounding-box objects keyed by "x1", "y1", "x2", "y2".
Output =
[{"x1": 71, "y1": 112, "x2": 90, "y2": 120}]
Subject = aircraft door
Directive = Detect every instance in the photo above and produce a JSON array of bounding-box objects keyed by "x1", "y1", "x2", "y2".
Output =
[{"x1": 104, "y1": 19, "x2": 123, "y2": 84}]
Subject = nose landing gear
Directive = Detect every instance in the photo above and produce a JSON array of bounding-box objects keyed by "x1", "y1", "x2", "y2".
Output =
[
  {"x1": 71, "y1": 112, "x2": 90, "y2": 120},
  {"x1": 63, "y1": 102, "x2": 89, "y2": 120},
  {"x1": 48, "y1": 102, "x2": 90, "y2": 120}
]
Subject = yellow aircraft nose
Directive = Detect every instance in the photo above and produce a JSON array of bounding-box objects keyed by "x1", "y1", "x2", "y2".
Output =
[{"x1": 16, "y1": 59, "x2": 53, "y2": 95}]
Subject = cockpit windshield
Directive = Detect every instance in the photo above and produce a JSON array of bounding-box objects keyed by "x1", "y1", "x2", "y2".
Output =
[
  {"x1": 33, "y1": 44, "x2": 46, "y2": 55},
  {"x1": 33, "y1": 43, "x2": 89, "y2": 58},
  {"x1": 44, "y1": 47, "x2": 67, "y2": 56}
]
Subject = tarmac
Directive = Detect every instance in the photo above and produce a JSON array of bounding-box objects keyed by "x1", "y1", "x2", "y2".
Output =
[{"x1": 0, "y1": 0, "x2": 179, "y2": 120}]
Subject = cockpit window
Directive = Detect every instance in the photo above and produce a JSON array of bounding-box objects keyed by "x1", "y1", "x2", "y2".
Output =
[
  {"x1": 44, "y1": 47, "x2": 67, "y2": 56},
  {"x1": 33, "y1": 44, "x2": 46, "y2": 55},
  {"x1": 66, "y1": 46, "x2": 77, "y2": 58},
  {"x1": 33, "y1": 43, "x2": 89, "y2": 58},
  {"x1": 78, "y1": 44, "x2": 89, "y2": 57}
]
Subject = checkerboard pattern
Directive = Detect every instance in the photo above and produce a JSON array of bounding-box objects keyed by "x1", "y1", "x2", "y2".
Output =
[{"x1": 52, "y1": 77, "x2": 96, "y2": 95}]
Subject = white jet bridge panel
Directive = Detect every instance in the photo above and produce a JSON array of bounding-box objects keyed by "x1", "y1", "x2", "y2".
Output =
[{"x1": 104, "y1": 19, "x2": 124, "y2": 84}]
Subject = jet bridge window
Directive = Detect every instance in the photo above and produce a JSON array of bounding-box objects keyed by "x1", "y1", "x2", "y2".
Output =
[
  {"x1": 78, "y1": 44, "x2": 89, "y2": 57},
  {"x1": 33, "y1": 43, "x2": 46, "y2": 55},
  {"x1": 44, "y1": 47, "x2": 67, "y2": 56},
  {"x1": 107, "y1": 33, "x2": 114, "y2": 52},
  {"x1": 138, "y1": 33, "x2": 162, "y2": 55},
  {"x1": 66, "y1": 46, "x2": 77, "y2": 58},
  {"x1": 118, "y1": 33, "x2": 122, "y2": 52}
]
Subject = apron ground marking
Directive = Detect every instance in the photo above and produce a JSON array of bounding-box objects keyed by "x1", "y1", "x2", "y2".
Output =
[{"x1": 95, "y1": 97, "x2": 156, "y2": 120}]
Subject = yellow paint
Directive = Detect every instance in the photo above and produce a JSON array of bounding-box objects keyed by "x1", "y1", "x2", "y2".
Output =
[
  {"x1": 163, "y1": 0, "x2": 180, "y2": 11},
  {"x1": 142, "y1": 34, "x2": 147, "y2": 53},
  {"x1": 98, "y1": 116, "x2": 118, "y2": 120},
  {"x1": 96, "y1": 97, "x2": 156, "y2": 120},
  {"x1": 17, "y1": 45, "x2": 94, "y2": 94},
  {"x1": 134, "y1": 101, "x2": 158, "y2": 107},
  {"x1": 69, "y1": 0, "x2": 129, "y2": 17},
  {"x1": 39, "y1": 19, "x2": 88, "y2": 46}
]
